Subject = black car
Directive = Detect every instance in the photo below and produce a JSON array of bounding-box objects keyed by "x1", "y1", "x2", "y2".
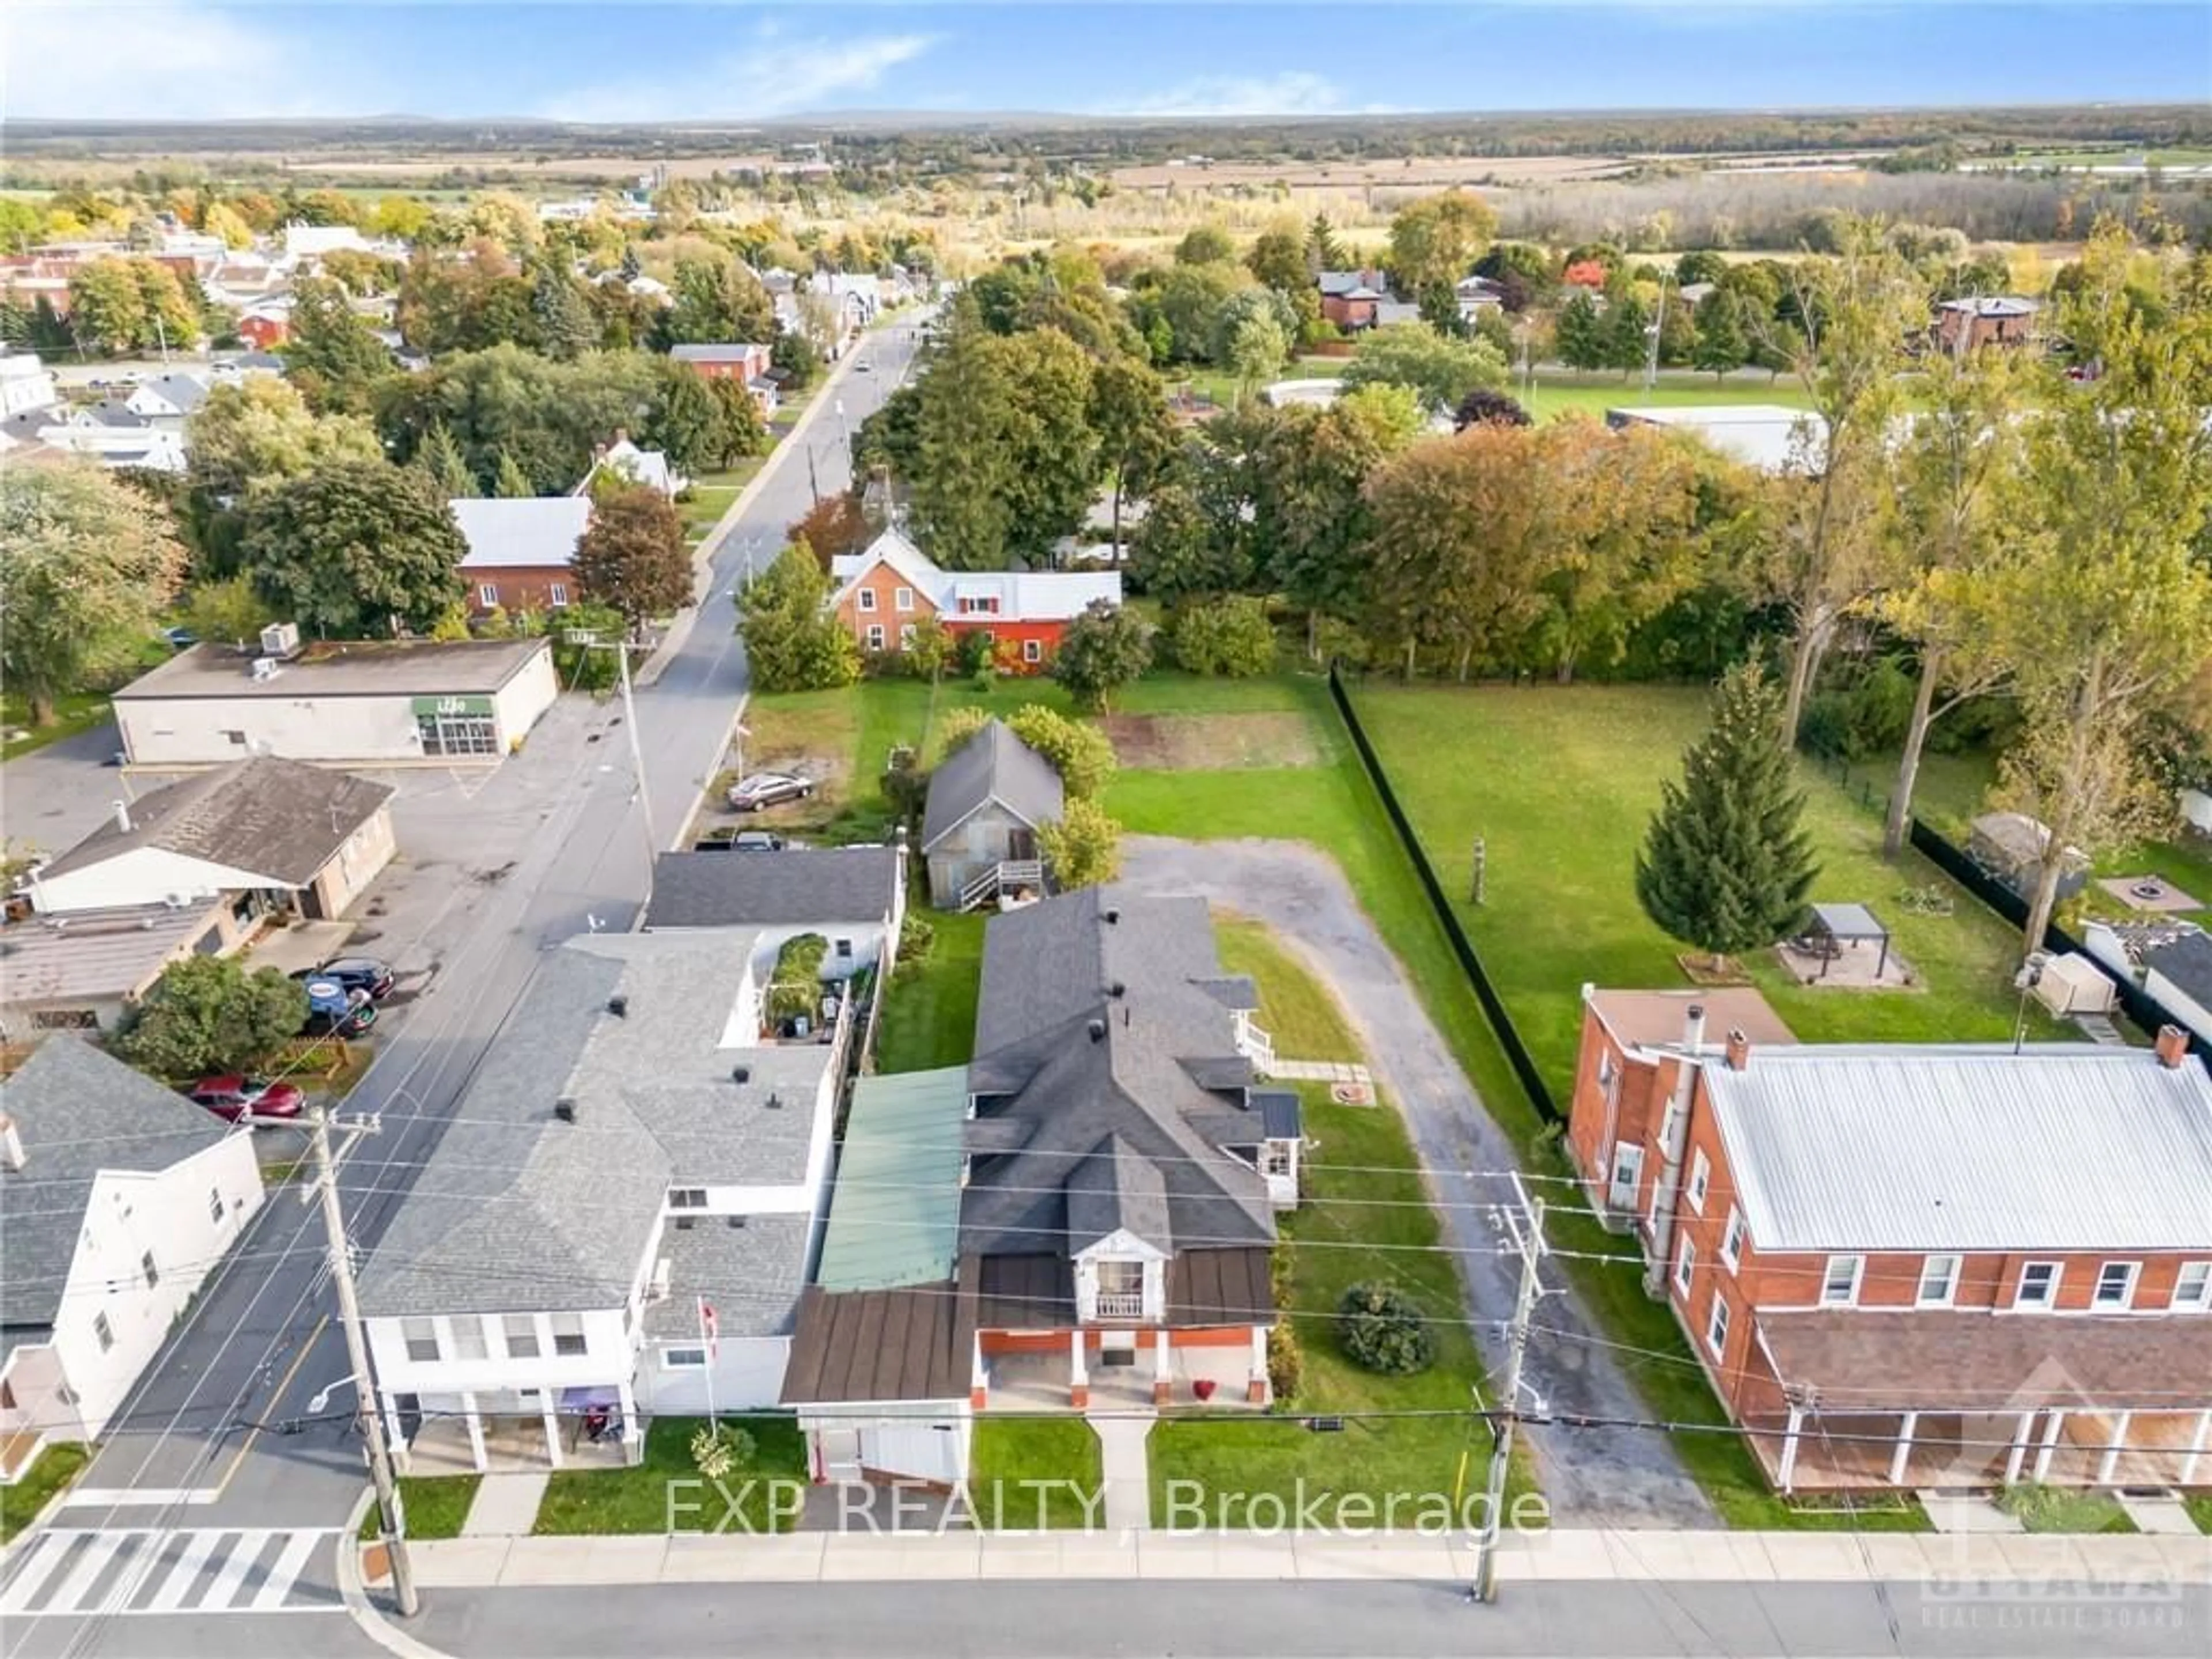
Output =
[{"x1": 305, "y1": 957, "x2": 396, "y2": 1000}]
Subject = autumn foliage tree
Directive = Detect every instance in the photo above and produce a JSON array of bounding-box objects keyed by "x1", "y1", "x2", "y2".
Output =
[{"x1": 573, "y1": 485, "x2": 694, "y2": 632}]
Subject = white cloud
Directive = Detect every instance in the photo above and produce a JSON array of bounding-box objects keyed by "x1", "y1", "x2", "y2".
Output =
[
  {"x1": 546, "y1": 29, "x2": 935, "y2": 123},
  {"x1": 1112, "y1": 72, "x2": 1365, "y2": 119},
  {"x1": 0, "y1": 2, "x2": 319, "y2": 120}
]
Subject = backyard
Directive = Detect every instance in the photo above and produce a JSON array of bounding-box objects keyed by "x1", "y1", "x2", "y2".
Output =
[{"x1": 531, "y1": 1415, "x2": 805, "y2": 1535}]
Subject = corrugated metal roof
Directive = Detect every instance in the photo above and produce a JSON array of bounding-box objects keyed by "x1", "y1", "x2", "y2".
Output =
[
  {"x1": 450, "y1": 497, "x2": 591, "y2": 571},
  {"x1": 814, "y1": 1065, "x2": 969, "y2": 1292},
  {"x1": 1705, "y1": 1046, "x2": 2212, "y2": 1252}
]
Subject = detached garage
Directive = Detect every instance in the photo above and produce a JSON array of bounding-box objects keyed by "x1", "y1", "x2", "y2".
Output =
[{"x1": 113, "y1": 638, "x2": 557, "y2": 767}]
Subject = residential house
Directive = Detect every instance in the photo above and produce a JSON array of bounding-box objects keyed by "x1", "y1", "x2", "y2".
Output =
[
  {"x1": 827, "y1": 529, "x2": 1122, "y2": 671},
  {"x1": 236, "y1": 296, "x2": 294, "y2": 350},
  {"x1": 644, "y1": 845, "x2": 904, "y2": 979},
  {"x1": 2142, "y1": 931, "x2": 2212, "y2": 1050},
  {"x1": 1455, "y1": 274, "x2": 1507, "y2": 323},
  {"x1": 0, "y1": 896, "x2": 252, "y2": 1036},
  {"x1": 1317, "y1": 269, "x2": 1389, "y2": 331},
  {"x1": 785, "y1": 888, "x2": 1296, "y2": 1486},
  {"x1": 33, "y1": 403, "x2": 186, "y2": 473},
  {"x1": 0, "y1": 1038, "x2": 265, "y2": 1474},
  {"x1": 921, "y1": 721, "x2": 1062, "y2": 911},
  {"x1": 1565, "y1": 987, "x2": 2212, "y2": 1493},
  {"x1": 281, "y1": 224, "x2": 372, "y2": 262},
  {"x1": 0, "y1": 353, "x2": 59, "y2": 419},
  {"x1": 124, "y1": 372, "x2": 213, "y2": 425},
  {"x1": 22, "y1": 755, "x2": 396, "y2": 924},
  {"x1": 356, "y1": 930, "x2": 853, "y2": 1472},
  {"x1": 450, "y1": 496, "x2": 593, "y2": 616},
  {"x1": 573, "y1": 435, "x2": 684, "y2": 501},
  {"x1": 668, "y1": 343, "x2": 778, "y2": 415},
  {"x1": 1936, "y1": 296, "x2": 2040, "y2": 354}
]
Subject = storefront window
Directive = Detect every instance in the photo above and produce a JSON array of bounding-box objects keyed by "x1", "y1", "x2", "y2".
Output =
[{"x1": 416, "y1": 712, "x2": 499, "y2": 756}]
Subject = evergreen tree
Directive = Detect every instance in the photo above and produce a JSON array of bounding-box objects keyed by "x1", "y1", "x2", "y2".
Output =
[
  {"x1": 531, "y1": 257, "x2": 596, "y2": 361},
  {"x1": 1603, "y1": 291, "x2": 1651, "y2": 380},
  {"x1": 1692, "y1": 291, "x2": 1748, "y2": 382},
  {"x1": 1635, "y1": 663, "x2": 1820, "y2": 969},
  {"x1": 1555, "y1": 291, "x2": 1607, "y2": 372},
  {"x1": 494, "y1": 448, "x2": 535, "y2": 498},
  {"x1": 418, "y1": 419, "x2": 477, "y2": 498}
]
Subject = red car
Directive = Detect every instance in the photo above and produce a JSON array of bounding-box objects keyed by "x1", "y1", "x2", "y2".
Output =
[{"x1": 188, "y1": 1076, "x2": 305, "y2": 1123}]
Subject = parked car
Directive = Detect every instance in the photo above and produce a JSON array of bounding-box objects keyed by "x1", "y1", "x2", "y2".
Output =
[
  {"x1": 726, "y1": 772, "x2": 815, "y2": 812},
  {"x1": 299, "y1": 956, "x2": 396, "y2": 1000},
  {"x1": 162, "y1": 626, "x2": 198, "y2": 650},
  {"x1": 732, "y1": 830, "x2": 786, "y2": 851},
  {"x1": 300, "y1": 978, "x2": 377, "y2": 1039},
  {"x1": 188, "y1": 1076, "x2": 305, "y2": 1122}
]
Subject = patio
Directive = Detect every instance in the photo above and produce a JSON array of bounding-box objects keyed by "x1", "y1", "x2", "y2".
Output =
[
  {"x1": 406, "y1": 1412, "x2": 634, "y2": 1475},
  {"x1": 1778, "y1": 902, "x2": 1914, "y2": 990},
  {"x1": 2098, "y1": 873, "x2": 2204, "y2": 915},
  {"x1": 983, "y1": 1342, "x2": 1264, "y2": 1415}
]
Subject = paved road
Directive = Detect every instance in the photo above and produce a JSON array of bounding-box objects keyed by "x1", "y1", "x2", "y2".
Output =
[
  {"x1": 1118, "y1": 835, "x2": 1714, "y2": 1529},
  {"x1": 1, "y1": 320, "x2": 928, "y2": 1659}
]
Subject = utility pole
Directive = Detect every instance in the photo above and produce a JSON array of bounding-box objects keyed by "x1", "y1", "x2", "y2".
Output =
[
  {"x1": 568, "y1": 630, "x2": 661, "y2": 879},
  {"x1": 1474, "y1": 1183, "x2": 1546, "y2": 1605},
  {"x1": 291, "y1": 1105, "x2": 419, "y2": 1619}
]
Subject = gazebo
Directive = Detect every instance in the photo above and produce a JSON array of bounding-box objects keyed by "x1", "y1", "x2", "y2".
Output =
[{"x1": 1803, "y1": 903, "x2": 1891, "y2": 982}]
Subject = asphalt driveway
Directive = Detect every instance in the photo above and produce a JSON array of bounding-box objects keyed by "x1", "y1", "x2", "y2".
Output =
[{"x1": 1119, "y1": 834, "x2": 1717, "y2": 1529}]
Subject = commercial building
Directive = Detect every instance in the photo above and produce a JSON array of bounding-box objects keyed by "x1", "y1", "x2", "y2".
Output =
[{"x1": 112, "y1": 638, "x2": 558, "y2": 767}]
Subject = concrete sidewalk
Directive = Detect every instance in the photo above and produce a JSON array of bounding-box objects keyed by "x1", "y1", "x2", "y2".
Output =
[{"x1": 387, "y1": 1528, "x2": 2212, "y2": 1591}]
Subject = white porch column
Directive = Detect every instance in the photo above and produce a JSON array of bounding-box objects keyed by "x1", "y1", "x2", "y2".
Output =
[
  {"x1": 1777, "y1": 1405, "x2": 1805, "y2": 1493},
  {"x1": 382, "y1": 1396, "x2": 412, "y2": 1475},
  {"x1": 2097, "y1": 1411, "x2": 2133, "y2": 1486},
  {"x1": 542, "y1": 1400, "x2": 564, "y2": 1470},
  {"x1": 2002, "y1": 1411, "x2": 2035, "y2": 1484},
  {"x1": 969, "y1": 1333, "x2": 988, "y2": 1411},
  {"x1": 1248, "y1": 1324, "x2": 1269, "y2": 1405},
  {"x1": 2180, "y1": 1411, "x2": 2212, "y2": 1486},
  {"x1": 616, "y1": 1378, "x2": 641, "y2": 1465},
  {"x1": 1888, "y1": 1411, "x2": 1918, "y2": 1488},
  {"x1": 462, "y1": 1392, "x2": 487, "y2": 1473},
  {"x1": 2032, "y1": 1408, "x2": 2067, "y2": 1482},
  {"x1": 1152, "y1": 1328, "x2": 1172, "y2": 1407},
  {"x1": 1069, "y1": 1328, "x2": 1089, "y2": 1410}
]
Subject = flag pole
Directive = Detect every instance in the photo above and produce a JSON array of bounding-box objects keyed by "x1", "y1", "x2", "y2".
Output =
[{"x1": 700, "y1": 1295, "x2": 719, "y2": 1427}]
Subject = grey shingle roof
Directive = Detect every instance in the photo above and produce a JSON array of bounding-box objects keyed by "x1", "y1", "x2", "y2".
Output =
[
  {"x1": 2146, "y1": 930, "x2": 2212, "y2": 1007},
  {"x1": 1065, "y1": 1135, "x2": 1172, "y2": 1254},
  {"x1": 357, "y1": 933, "x2": 835, "y2": 1319},
  {"x1": 646, "y1": 847, "x2": 897, "y2": 931},
  {"x1": 921, "y1": 722, "x2": 1063, "y2": 852},
  {"x1": 35, "y1": 756, "x2": 393, "y2": 889},
  {"x1": 641, "y1": 1214, "x2": 813, "y2": 1340},
  {"x1": 0, "y1": 1037, "x2": 241, "y2": 1328},
  {"x1": 961, "y1": 887, "x2": 1278, "y2": 1261}
]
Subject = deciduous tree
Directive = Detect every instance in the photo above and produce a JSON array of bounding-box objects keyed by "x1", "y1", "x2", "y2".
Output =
[
  {"x1": 573, "y1": 485, "x2": 692, "y2": 632},
  {"x1": 242, "y1": 460, "x2": 467, "y2": 638},
  {"x1": 1387, "y1": 190, "x2": 1497, "y2": 298},
  {"x1": 183, "y1": 378, "x2": 384, "y2": 569},
  {"x1": 113, "y1": 956, "x2": 307, "y2": 1079},
  {"x1": 1342, "y1": 322, "x2": 1506, "y2": 414},
  {"x1": 1051, "y1": 599, "x2": 1154, "y2": 711},
  {"x1": 1037, "y1": 797, "x2": 1122, "y2": 889},
  {"x1": 737, "y1": 544, "x2": 861, "y2": 692}
]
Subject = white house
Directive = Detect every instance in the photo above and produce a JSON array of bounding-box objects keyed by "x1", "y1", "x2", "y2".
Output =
[
  {"x1": 281, "y1": 224, "x2": 372, "y2": 262},
  {"x1": 123, "y1": 372, "x2": 213, "y2": 425},
  {"x1": 573, "y1": 435, "x2": 684, "y2": 500},
  {"x1": 643, "y1": 844, "x2": 904, "y2": 978},
  {"x1": 0, "y1": 1039, "x2": 265, "y2": 1474},
  {"x1": 0, "y1": 354, "x2": 59, "y2": 419},
  {"x1": 33, "y1": 419, "x2": 186, "y2": 474},
  {"x1": 356, "y1": 931, "x2": 852, "y2": 1473}
]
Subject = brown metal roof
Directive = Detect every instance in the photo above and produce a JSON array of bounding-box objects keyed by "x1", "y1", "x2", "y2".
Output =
[
  {"x1": 780, "y1": 1281, "x2": 976, "y2": 1406},
  {"x1": 1758, "y1": 1309, "x2": 2212, "y2": 1414},
  {"x1": 968, "y1": 1248, "x2": 1274, "y2": 1331}
]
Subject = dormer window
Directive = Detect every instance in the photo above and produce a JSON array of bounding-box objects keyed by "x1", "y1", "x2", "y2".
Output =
[{"x1": 1093, "y1": 1260, "x2": 1144, "y2": 1319}]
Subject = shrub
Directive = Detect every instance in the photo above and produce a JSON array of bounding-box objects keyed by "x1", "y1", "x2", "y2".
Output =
[
  {"x1": 896, "y1": 909, "x2": 937, "y2": 971},
  {"x1": 933, "y1": 704, "x2": 991, "y2": 760},
  {"x1": 1171, "y1": 595, "x2": 1276, "y2": 677},
  {"x1": 1036, "y1": 797, "x2": 1122, "y2": 890},
  {"x1": 690, "y1": 1421, "x2": 756, "y2": 1481},
  {"x1": 1007, "y1": 704, "x2": 1117, "y2": 798},
  {"x1": 1336, "y1": 1282, "x2": 1435, "y2": 1376},
  {"x1": 1267, "y1": 1321, "x2": 1304, "y2": 1404}
]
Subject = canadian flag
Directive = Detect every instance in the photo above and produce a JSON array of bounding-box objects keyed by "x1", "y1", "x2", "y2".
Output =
[{"x1": 698, "y1": 1297, "x2": 719, "y2": 1359}]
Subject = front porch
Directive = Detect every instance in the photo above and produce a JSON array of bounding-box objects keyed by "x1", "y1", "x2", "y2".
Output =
[
  {"x1": 978, "y1": 1327, "x2": 1269, "y2": 1414},
  {"x1": 396, "y1": 1389, "x2": 641, "y2": 1475},
  {"x1": 1746, "y1": 1406, "x2": 2212, "y2": 1495}
]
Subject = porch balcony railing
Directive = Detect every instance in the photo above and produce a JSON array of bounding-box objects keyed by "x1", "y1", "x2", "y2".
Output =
[{"x1": 1092, "y1": 1290, "x2": 1144, "y2": 1320}]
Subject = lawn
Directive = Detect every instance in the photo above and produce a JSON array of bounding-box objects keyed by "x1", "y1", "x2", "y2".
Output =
[
  {"x1": 877, "y1": 904, "x2": 986, "y2": 1073},
  {"x1": 1517, "y1": 373, "x2": 1813, "y2": 423},
  {"x1": 1215, "y1": 918, "x2": 1361, "y2": 1065},
  {"x1": 1150, "y1": 1080, "x2": 1532, "y2": 1529},
  {"x1": 969, "y1": 1418, "x2": 1105, "y2": 1530},
  {"x1": 358, "y1": 1475, "x2": 480, "y2": 1541},
  {"x1": 1997, "y1": 1482, "x2": 2138, "y2": 1535},
  {"x1": 0, "y1": 1443, "x2": 88, "y2": 1543},
  {"x1": 2, "y1": 687, "x2": 115, "y2": 760},
  {"x1": 531, "y1": 1415, "x2": 805, "y2": 1535},
  {"x1": 2186, "y1": 1493, "x2": 2212, "y2": 1536},
  {"x1": 1343, "y1": 681, "x2": 2067, "y2": 1105}
]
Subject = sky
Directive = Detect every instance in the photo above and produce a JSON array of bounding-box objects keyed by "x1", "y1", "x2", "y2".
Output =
[{"x1": 3, "y1": 2, "x2": 2209, "y2": 124}]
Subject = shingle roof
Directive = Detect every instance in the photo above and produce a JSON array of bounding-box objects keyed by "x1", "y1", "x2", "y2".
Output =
[
  {"x1": 138, "y1": 373, "x2": 211, "y2": 414},
  {"x1": 1065, "y1": 1134, "x2": 1172, "y2": 1253},
  {"x1": 2145, "y1": 930, "x2": 2212, "y2": 1007},
  {"x1": 646, "y1": 847, "x2": 897, "y2": 930},
  {"x1": 921, "y1": 721, "x2": 1063, "y2": 852},
  {"x1": 961, "y1": 887, "x2": 1278, "y2": 1261},
  {"x1": 0, "y1": 1037, "x2": 241, "y2": 1328},
  {"x1": 0, "y1": 902, "x2": 225, "y2": 1006},
  {"x1": 641, "y1": 1215, "x2": 813, "y2": 1341},
  {"x1": 450, "y1": 497, "x2": 591, "y2": 571},
  {"x1": 33, "y1": 756, "x2": 392, "y2": 889},
  {"x1": 815, "y1": 1066, "x2": 969, "y2": 1292},
  {"x1": 1703, "y1": 1044, "x2": 2212, "y2": 1253}
]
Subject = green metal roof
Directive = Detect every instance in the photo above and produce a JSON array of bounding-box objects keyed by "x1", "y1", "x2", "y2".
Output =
[{"x1": 815, "y1": 1065, "x2": 969, "y2": 1291}]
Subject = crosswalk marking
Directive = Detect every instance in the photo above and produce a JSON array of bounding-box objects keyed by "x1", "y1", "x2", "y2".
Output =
[
  {"x1": 147, "y1": 1529, "x2": 222, "y2": 1612},
  {"x1": 0, "y1": 1527, "x2": 344, "y2": 1619}
]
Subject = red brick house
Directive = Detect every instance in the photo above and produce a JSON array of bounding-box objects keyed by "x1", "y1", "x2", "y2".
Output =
[
  {"x1": 450, "y1": 495, "x2": 592, "y2": 617},
  {"x1": 667, "y1": 343, "x2": 778, "y2": 415},
  {"x1": 236, "y1": 304, "x2": 291, "y2": 350},
  {"x1": 1317, "y1": 268, "x2": 1388, "y2": 332},
  {"x1": 1934, "y1": 296, "x2": 2040, "y2": 354},
  {"x1": 827, "y1": 530, "x2": 1122, "y2": 673},
  {"x1": 1568, "y1": 987, "x2": 2212, "y2": 1494}
]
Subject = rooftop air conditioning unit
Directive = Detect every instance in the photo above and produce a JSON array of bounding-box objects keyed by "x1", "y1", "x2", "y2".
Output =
[
  {"x1": 649, "y1": 1257, "x2": 672, "y2": 1302},
  {"x1": 259, "y1": 621, "x2": 301, "y2": 660},
  {"x1": 248, "y1": 657, "x2": 277, "y2": 683}
]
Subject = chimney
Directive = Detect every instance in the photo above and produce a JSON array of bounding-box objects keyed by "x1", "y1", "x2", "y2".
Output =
[
  {"x1": 1681, "y1": 1002, "x2": 1707, "y2": 1055},
  {"x1": 1109, "y1": 981, "x2": 1126, "y2": 999},
  {"x1": 2154, "y1": 1025, "x2": 2191, "y2": 1070},
  {"x1": 607, "y1": 994, "x2": 628, "y2": 1018},
  {"x1": 0, "y1": 1112, "x2": 24, "y2": 1172},
  {"x1": 554, "y1": 1098, "x2": 578, "y2": 1123},
  {"x1": 731, "y1": 1064, "x2": 751, "y2": 1084},
  {"x1": 1103, "y1": 908, "x2": 1121, "y2": 926},
  {"x1": 1724, "y1": 1028, "x2": 1751, "y2": 1071},
  {"x1": 1086, "y1": 1018, "x2": 1107, "y2": 1043},
  {"x1": 112, "y1": 800, "x2": 132, "y2": 835}
]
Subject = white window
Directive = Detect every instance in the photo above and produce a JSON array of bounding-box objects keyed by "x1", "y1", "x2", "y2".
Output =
[
  {"x1": 1022, "y1": 639, "x2": 1042, "y2": 664},
  {"x1": 669, "y1": 1188, "x2": 707, "y2": 1210},
  {"x1": 1820, "y1": 1255, "x2": 1862, "y2": 1308},
  {"x1": 502, "y1": 1315, "x2": 540, "y2": 1358},
  {"x1": 141, "y1": 1251, "x2": 159, "y2": 1289},
  {"x1": 663, "y1": 1347, "x2": 707, "y2": 1370},
  {"x1": 1720, "y1": 1208, "x2": 1745, "y2": 1273},
  {"x1": 894, "y1": 586, "x2": 914, "y2": 612},
  {"x1": 1607, "y1": 1142, "x2": 1642, "y2": 1208},
  {"x1": 93, "y1": 1312, "x2": 113, "y2": 1353},
  {"x1": 1687, "y1": 1147, "x2": 1710, "y2": 1213},
  {"x1": 857, "y1": 586, "x2": 877, "y2": 612},
  {"x1": 402, "y1": 1318, "x2": 441, "y2": 1362},
  {"x1": 2093, "y1": 1261, "x2": 2138, "y2": 1310},
  {"x1": 866, "y1": 623, "x2": 885, "y2": 650},
  {"x1": 2014, "y1": 1261, "x2": 2060, "y2": 1309},
  {"x1": 209, "y1": 1187, "x2": 225, "y2": 1225},
  {"x1": 835, "y1": 938, "x2": 853, "y2": 959},
  {"x1": 478, "y1": 583, "x2": 498, "y2": 608},
  {"x1": 1262, "y1": 1142, "x2": 1294, "y2": 1177},
  {"x1": 1705, "y1": 1294, "x2": 1730, "y2": 1361},
  {"x1": 452, "y1": 1317, "x2": 489, "y2": 1362},
  {"x1": 548, "y1": 583, "x2": 568, "y2": 607},
  {"x1": 551, "y1": 1312, "x2": 588, "y2": 1356},
  {"x1": 1673, "y1": 1235, "x2": 1696, "y2": 1296},
  {"x1": 2174, "y1": 1262, "x2": 2212, "y2": 1311},
  {"x1": 1916, "y1": 1255, "x2": 1960, "y2": 1308}
]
